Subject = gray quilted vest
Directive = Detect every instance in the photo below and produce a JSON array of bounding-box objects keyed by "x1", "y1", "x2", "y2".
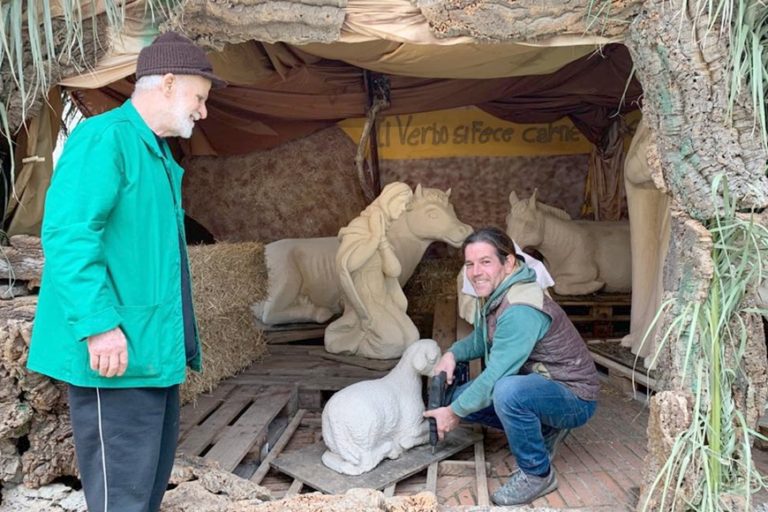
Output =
[{"x1": 487, "y1": 294, "x2": 600, "y2": 401}]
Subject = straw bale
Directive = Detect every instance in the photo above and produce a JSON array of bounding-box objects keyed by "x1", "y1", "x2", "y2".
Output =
[
  {"x1": 183, "y1": 242, "x2": 268, "y2": 404},
  {"x1": 188, "y1": 242, "x2": 267, "y2": 316},
  {"x1": 181, "y1": 314, "x2": 267, "y2": 403}
]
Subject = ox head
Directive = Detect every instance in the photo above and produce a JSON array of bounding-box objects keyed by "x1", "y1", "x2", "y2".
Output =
[
  {"x1": 403, "y1": 185, "x2": 472, "y2": 248},
  {"x1": 505, "y1": 190, "x2": 545, "y2": 248}
]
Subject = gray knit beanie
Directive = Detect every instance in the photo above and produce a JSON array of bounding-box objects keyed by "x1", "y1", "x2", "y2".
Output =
[{"x1": 136, "y1": 32, "x2": 226, "y2": 88}]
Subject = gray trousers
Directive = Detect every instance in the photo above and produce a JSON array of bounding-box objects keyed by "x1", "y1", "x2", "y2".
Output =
[{"x1": 67, "y1": 385, "x2": 180, "y2": 512}]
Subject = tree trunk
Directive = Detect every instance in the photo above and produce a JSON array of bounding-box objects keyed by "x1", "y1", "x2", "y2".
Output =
[{"x1": 625, "y1": 0, "x2": 768, "y2": 219}]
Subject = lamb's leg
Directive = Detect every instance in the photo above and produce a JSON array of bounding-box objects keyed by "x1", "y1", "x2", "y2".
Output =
[
  {"x1": 365, "y1": 440, "x2": 396, "y2": 468},
  {"x1": 322, "y1": 450, "x2": 367, "y2": 476},
  {"x1": 399, "y1": 420, "x2": 431, "y2": 451}
]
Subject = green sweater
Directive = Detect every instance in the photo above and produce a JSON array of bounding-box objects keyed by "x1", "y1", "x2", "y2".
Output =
[{"x1": 449, "y1": 265, "x2": 551, "y2": 417}]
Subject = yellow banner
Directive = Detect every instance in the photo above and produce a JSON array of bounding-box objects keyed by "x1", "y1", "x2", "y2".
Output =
[{"x1": 338, "y1": 106, "x2": 596, "y2": 159}]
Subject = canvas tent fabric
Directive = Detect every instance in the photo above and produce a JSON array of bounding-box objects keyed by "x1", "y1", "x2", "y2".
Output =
[
  {"x1": 55, "y1": 0, "x2": 640, "y2": 158},
  {"x1": 11, "y1": 0, "x2": 641, "y2": 235},
  {"x1": 59, "y1": 0, "x2": 619, "y2": 86},
  {"x1": 71, "y1": 43, "x2": 641, "y2": 157}
]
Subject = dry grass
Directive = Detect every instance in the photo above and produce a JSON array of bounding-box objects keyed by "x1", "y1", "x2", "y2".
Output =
[{"x1": 181, "y1": 242, "x2": 268, "y2": 403}]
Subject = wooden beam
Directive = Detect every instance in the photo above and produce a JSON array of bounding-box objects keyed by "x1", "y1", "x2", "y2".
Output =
[{"x1": 251, "y1": 409, "x2": 307, "y2": 484}]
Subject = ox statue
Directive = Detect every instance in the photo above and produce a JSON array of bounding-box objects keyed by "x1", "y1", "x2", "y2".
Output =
[
  {"x1": 252, "y1": 184, "x2": 472, "y2": 325},
  {"x1": 505, "y1": 191, "x2": 631, "y2": 296}
]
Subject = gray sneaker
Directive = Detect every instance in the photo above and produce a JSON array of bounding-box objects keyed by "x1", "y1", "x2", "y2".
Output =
[
  {"x1": 544, "y1": 428, "x2": 571, "y2": 460},
  {"x1": 491, "y1": 469, "x2": 558, "y2": 506}
]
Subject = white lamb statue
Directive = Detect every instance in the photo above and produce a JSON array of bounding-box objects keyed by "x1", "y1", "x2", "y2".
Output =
[{"x1": 321, "y1": 339, "x2": 441, "y2": 475}]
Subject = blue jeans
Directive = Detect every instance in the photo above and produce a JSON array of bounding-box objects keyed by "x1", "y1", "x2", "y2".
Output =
[{"x1": 449, "y1": 373, "x2": 596, "y2": 476}]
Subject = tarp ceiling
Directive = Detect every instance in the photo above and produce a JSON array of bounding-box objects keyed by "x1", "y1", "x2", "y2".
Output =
[{"x1": 60, "y1": 0, "x2": 641, "y2": 157}]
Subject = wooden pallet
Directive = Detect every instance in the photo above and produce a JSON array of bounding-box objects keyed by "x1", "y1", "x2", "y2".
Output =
[
  {"x1": 551, "y1": 292, "x2": 631, "y2": 339},
  {"x1": 229, "y1": 344, "x2": 390, "y2": 409},
  {"x1": 178, "y1": 383, "x2": 298, "y2": 472},
  {"x1": 249, "y1": 409, "x2": 491, "y2": 504}
]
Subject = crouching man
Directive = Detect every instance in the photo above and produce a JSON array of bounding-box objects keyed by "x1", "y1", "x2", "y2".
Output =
[{"x1": 424, "y1": 227, "x2": 600, "y2": 506}]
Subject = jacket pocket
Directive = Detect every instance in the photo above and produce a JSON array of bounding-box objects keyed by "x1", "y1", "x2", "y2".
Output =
[{"x1": 113, "y1": 302, "x2": 169, "y2": 379}]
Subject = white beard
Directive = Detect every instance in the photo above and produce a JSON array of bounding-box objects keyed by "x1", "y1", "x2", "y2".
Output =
[
  {"x1": 172, "y1": 108, "x2": 195, "y2": 139},
  {"x1": 169, "y1": 93, "x2": 196, "y2": 139}
]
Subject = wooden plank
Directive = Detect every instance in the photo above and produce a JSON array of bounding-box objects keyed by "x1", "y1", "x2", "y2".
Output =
[
  {"x1": 179, "y1": 384, "x2": 236, "y2": 438},
  {"x1": 550, "y1": 292, "x2": 631, "y2": 305},
  {"x1": 320, "y1": 352, "x2": 398, "y2": 372},
  {"x1": 272, "y1": 427, "x2": 483, "y2": 495},
  {"x1": 286, "y1": 479, "x2": 303, "y2": 496},
  {"x1": 438, "y1": 460, "x2": 491, "y2": 476},
  {"x1": 251, "y1": 409, "x2": 307, "y2": 484},
  {"x1": 204, "y1": 387, "x2": 295, "y2": 471},
  {"x1": 252, "y1": 319, "x2": 327, "y2": 344},
  {"x1": 456, "y1": 316, "x2": 472, "y2": 341},
  {"x1": 590, "y1": 352, "x2": 657, "y2": 389},
  {"x1": 383, "y1": 484, "x2": 396, "y2": 497},
  {"x1": 425, "y1": 463, "x2": 438, "y2": 494},
  {"x1": 432, "y1": 295, "x2": 458, "y2": 353},
  {"x1": 177, "y1": 387, "x2": 261, "y2": 456},
  {"x1": 455, "y1": 305, "x2": 481, "y2": 379},
  {"x1": 474, "y1": 425, "x2": 489, "y2": 506},
  {"x1": 255, "y1": 364, "x2": 385, "y2": 379},
  {"x1": 267, "y1": 328, "x2": 326, "y2": 344},
  {"x1": 266, "y1": 344, "x2": 329, "y2": 355},
  {"x1": 229, "y1": 374, "x2": 370, "y2": 391}
]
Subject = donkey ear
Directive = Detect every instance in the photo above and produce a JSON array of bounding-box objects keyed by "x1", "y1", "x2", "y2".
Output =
[
  {"x1": 509, "y1": 191, "x2": 519, "y2": 205},
  {"x1": 445, "y1": 187, "x2": 452, "y2": 198},
  {"x1": 415, "y1": 184, "x2": 423, "y2": 198},
  {"x1": 528, "y1": 190, "x2": 538, "y2": 209}
]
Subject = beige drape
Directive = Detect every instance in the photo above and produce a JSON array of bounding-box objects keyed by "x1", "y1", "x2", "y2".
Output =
[{"x1": 5, "y1": 90, "x2": 62, "y2": 236}]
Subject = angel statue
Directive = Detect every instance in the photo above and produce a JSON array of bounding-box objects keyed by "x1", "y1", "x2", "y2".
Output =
[{"x1": 324, "y1": 182, "x2": 420, "y2": 359}]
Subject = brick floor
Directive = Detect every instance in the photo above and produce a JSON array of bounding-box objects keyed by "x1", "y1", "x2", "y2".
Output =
[
  {"x1": 428, "y1": 382, "x2": 648, "y2": 510},
  {"x1": 249, "y1": 371, "x2": 768, "y2": 510}
]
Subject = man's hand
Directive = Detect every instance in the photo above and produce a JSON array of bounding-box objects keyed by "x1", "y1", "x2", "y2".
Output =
[
  {"x1": 87, "y1": 327, "x2": 128, "y2": 377},
  {"x1": 423, "y1": 406, "x2": 460, "y2": 441},
  {"x1": 432, "y1": 352, "x2": 457, "y2": 384}
]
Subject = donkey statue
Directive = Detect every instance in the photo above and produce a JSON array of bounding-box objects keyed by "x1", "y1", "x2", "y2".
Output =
[
  {"x1": 253, "y1": 184, "x2": 472, "y2": 325},
  {"x1": 505, "y1": 191, "x2": 631, "y2": 296}
]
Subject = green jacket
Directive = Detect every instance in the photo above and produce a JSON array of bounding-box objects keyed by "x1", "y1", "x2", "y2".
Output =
[{"x1": 28, "y1": 100, "x2": 201, "y2": 388}]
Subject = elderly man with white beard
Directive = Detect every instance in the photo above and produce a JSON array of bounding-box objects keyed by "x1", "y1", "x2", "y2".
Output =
[{"x1": 27, "y1": 32, "x2": 226, "y2": 512}]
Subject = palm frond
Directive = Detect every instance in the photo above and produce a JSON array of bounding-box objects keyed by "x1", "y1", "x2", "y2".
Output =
[{"x1": 0, "y1": 0, "x2": 174, "y2": 134}]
